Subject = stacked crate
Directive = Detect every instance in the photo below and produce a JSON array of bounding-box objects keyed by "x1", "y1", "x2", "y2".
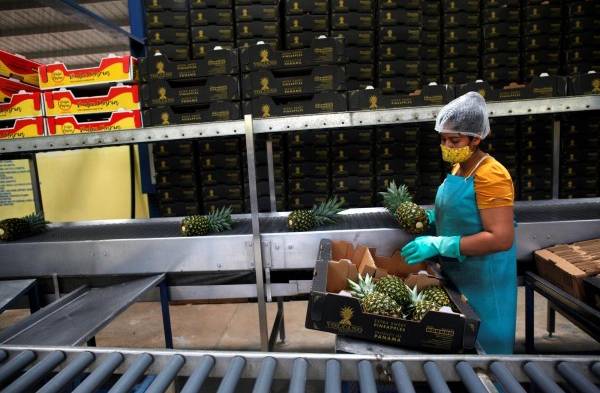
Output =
[
  {"x1": 560, "y1": 115, "x2": 600, "y2": 199},
  {"x1": 377, "y1": 0, "x2": 422, "y2": 94},
  {"x1": 417, "y1": 123, "x2": 444, "y2": 204},
  {"x1": 330, "y1": 128, "x2": 375, "y2": 208},
  {"x1": 442, "y1": 0, "x2": 481, "y2": 85},
  {"x1": 521, "y1": 0, "x2": 562, "y2": 81},
  {"x1": 288, "y1": 130, "x2": 331, "y2": 209},
  {"x1": 375, "y1": 125, "x2": 420, "y2": 204},
  {"x1": 198, "y1": 137, "x2": 246, "y2": 214},
  {"x1": 421, "y1": 0, "x2": 442, "y2": 86},
  {"x1": 481, "y1": 0, "x2": 521, "y2": 88},
  {"x1": 564, "y1": 1, "x2": 600, "y2": 76},
  {"x1": 518, "y1": 116, "x2": 554, "y2": 201},
  {"x1": 332, "y1": 0, "x2": 375, "y2": 89},
  {"x1": 236, "y1": 1, "x2": 281, "y2": 49},
  {"x1": 484, "y1": 118, "x2": 519, "y2": 195},
  {"x1": 190, "y1": 0, "x2": 236, "y2": 58},
  {"x1": 145, "y1": 0, "x2": 191, "y2": 61},
  {"x1": 285, "y1": 0, "x2": 329, "y2": 49}
]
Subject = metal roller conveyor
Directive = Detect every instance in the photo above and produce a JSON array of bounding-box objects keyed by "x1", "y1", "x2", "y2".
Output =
[{"x1": 0, "y1": 347, "x2": 597, "y2": 393}]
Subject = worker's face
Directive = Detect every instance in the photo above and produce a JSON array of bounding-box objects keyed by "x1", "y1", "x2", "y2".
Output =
[{"x1": 440, "y1": 132, "x2": 481, "y2": 149}]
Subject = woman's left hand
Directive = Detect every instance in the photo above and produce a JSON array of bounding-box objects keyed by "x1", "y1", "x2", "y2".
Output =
[{"x1": 401, "y1": 235, "x2": 463, "y2": 265}]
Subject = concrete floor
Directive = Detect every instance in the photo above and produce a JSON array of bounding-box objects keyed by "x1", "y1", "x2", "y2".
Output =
[{"x1": 0, "y1": 288, "x2": 598, "y2": 354}]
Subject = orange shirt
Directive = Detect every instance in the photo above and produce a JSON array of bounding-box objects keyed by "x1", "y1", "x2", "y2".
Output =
[{"x1": 453, "y1": 156, "x2": 515, "y2": 209}]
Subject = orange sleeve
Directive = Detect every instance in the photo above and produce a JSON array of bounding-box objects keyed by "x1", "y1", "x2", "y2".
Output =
[{"x1": 473, "y1": 158, "x2": 515, "y2": 209}]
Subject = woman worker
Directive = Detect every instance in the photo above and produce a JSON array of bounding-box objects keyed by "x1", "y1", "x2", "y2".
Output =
[{"x1": 401, "y1": 92, "x2": 517, "y2": 354}]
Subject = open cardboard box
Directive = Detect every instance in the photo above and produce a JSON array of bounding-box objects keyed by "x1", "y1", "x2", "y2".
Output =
[{"x1": 306, "y1": 239, "x2": 480, "y2": 353}]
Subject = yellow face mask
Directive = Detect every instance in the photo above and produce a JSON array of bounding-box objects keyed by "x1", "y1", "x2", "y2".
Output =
[{"x1": 440, "y1": 144, "x2": 474, "y2": 163}]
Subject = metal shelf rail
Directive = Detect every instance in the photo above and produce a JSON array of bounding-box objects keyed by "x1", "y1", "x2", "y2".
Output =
[{"x1": 0, "y1": 346, "x2": 597, "y2": 393}]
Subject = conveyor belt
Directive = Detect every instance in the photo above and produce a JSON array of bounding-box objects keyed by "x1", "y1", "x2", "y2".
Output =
[{"x1": 0, "y1": 346, "x2": 597, "y2": 392}]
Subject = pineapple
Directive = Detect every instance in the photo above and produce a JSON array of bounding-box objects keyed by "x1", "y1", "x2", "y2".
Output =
[
  {"x1": 0, "y1": 212, "x2": 48, "y2": 241},
  {"x1": 407, "y1": 286, "x2": 440, "y2": 321},
  {"x1": 181, "y1": 207, "x2": 233, "y2": 236},
  {"x1": 287, "y1": 197, "x2": 344, "y2": 231},
  {"x1": 347, "y1": 274, "x2": 375, "y2": 299},
  {"x1": 421, "y1": 285, "x2": 452, "y2": 307},
  {"x1": 375, "y1": 275, "x2": 411, "y2": 308},
  {"x1": 379, "y1": 181, "x2": 428, "y2": 235},
  {"x1": 361, "y1": 291, "x2": 403, "y2": 318}
]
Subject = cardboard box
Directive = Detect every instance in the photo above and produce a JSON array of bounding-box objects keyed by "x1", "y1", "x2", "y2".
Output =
[
  {"x1": 523, "y1": 20, "x2": 562, "y2": 36},
  {"x1": 44, "y1": 85, "x2": 140, "y2": 116},
  {"x1": 190, "y1": 0, "x2": 234, "y2": 8},
  {"x1": 145, "y1": 11, "x2": 189, "y2": 29},
  {"x1": 155, "y1": 171, "x2": 197, "y2": 188},
  {"x1": 421, "y1": 30, "x2": 441, "y2": 46},
  {"x1": 0, "y1": 91, "x2": 42, "y2": 121},
  {"x1": 240, "y1": 38, "x2": 346, "y2": 71},
  {"x1": 140, "y1": 51, "x2": 239, "y2": 82},
  {"x1": 583, "y1": 276, "x2": 600, "y2": 310},
  {"x1": 570, "y1": 1, "x2": 600, "y2": 18},
  {"x1": 378, "y1": 26, "x2": 421, "y2": 43},
  {"x1": 482, "y1": 69, "x2": 520, "y2": 86},
  {"x1": 337, "y1": 192, "x2": 374, "y2": 207},
  {"x1": 378, "y1": 0, "x2": 420, "y2": 10},
  {"x1": 483, "y1": 53, "x2": 519, "y2": 69},
  {"x1": 0, "y1": 117, "x2": 45, "y2": 139},
  {"x1": 141, "y1": 76, "x2": 240, "y2": 107},
  {"x1": 236, "y1": 21, "x2": 280, "y2": 38},
  {"x1": 376, "y1": 127, "x2": 419, "y2": 144},
  {"x1": 288, "y1": 130, "x2": 330, "y2": 146},
  {"x1": 442, "y1": 0, "x2": 479, "y2": 13},
  {"x1": 159, "y1": 202, "x2": 199, "y2": 217},
  {"x1": 535, "y1": 239, "x2": 600, "y2": 300},
  {"x1": 331, "y1": 161, "x2": 373, "y2": 177},
  {"x1": 0, "y1": 77, "x2": 39, "y2": 103},
  {"x1": 378, "y1": 43, "x2": 420, "y2": 61},
  {"x1": 235, "y1": 0, "x2": 278, "y2": 5},
  {"x1": 153, "y1": 141, "x2": 195, "y2": 156},
  {"x1": 525, "y1": 5, "x2": 562, "y2": 20},
  {"x1": 443, "y1": 28, "x2": 480, "y2": 43},
  {"x1": 288, "y1": 146, "x2": 330, "y2": 162},
  {"x1": 202, "y1": 184, "x2": 244, "y2": 200},
  {"x1": 285, "y1": 15, "x2": 329, "y2": 32},
  {"x1": 482, "y1": 7, "x2": 520, "y2": 23},
  {"x1": 346, "y1": 47, "x2": 375, "y2": 63},
  {"x1": 331, "y1": 145, "x2": 372, "y2": 161},
  {"x1": 444, "y1": 12, "x2": 479, "y2": 28},
  {"x1": 148, "y1": 45, "x2": 189, "y2": 61},
  {"x1": 483, "y1": 0, "x2": 519, "y2": 8},
  {"x1": 199, "y1": 154, "x2": 242, "y2": 170},
  {"x1": 332, "y1": 128, "x2": 372, "y2": 145},
  {"x1": 349, "y1": 84, "x2": 454, "y2": 110},
  {"x1": 332, "y1": 177, "x2": 373, "y2": 192},
  {"x1": 483, "y1": 39, "x2": 519, "y2": 54},
  {"x1": 289, "y1": 162, "x2": 330, "y2": 178},
  {"x1": 568, "y1": 72, "x2": 600, "y2": 96},
  {"x1": 347, "y1": 63, "x2": 374, "y2": 80},
  {"x1": 306, "y1": 239, "x2": 481, "y2": 352},
  {"x1": 566, "y1": 48, "x2": 600, "y2": 65},
  {"x1": 523, "y1": 51, "x2": 560, "y2": 66},
  {"x1": 483, "y1": 23, "x2": 519, "y2": 39},
  {"x1": 0, "y1": 50, "x2": 41, "y2": 86},
  {"x1": 377, "y1": 78, "x2": 419, "y2": 95},
  {"x1": 246, "y1": 92, "x2": 348, "y2": 118},
  {"x1": 331, "y1": 13, "x2": 374, "y2": 30},
  {"x1": 286, "y1": 0, "x2": 328, "y2": 14},
  {"x1": 203, "y1": 199, "x2": 245, "y2": 214},
  {"x1": 191, "y1": 26, "x2": 235, "y2": 42},
  {"x1": 236, "y1": 38, "x2": 280, "y2": 49},
  {"x1": 192, "y1": 43, "x2": 235, "y2": 59},
  {"x1": 288, "y1": 193, "x2": 329, "y2": 209},
  {"x1": 289, "y1": 178, "x2": 330, "y2": 194},
  {"x1": 377, "y1": 159, "x2": 419, "y2": 175},
  {"x1": 200, "y1": 169, "x2": 243, "y2": 186},
  {"x1": 331, "y1": 0, "x2": 374, "y2": 13},
  {"x1": 154, "y1": 156, "x2": 195, "y2": 172},
  {"x1": 332, "y1": 30, "x2": 374, "y2": 47},
  {"x1": 38, "y1": 55, "x2": 136, "y2": 90},
  {"x1": 143, "y1": 102, "x2": 241, "y2": 126},
  {"x1": 378, "y1": 60, "x2": 422, "y2": 78},
  {"x1": 422, "y1": 15, "x2": 441, "y2": 31},
  {"x1": 377, "y1": 143, "x2": 417, "y2": 160},
  {"x1": 47, "y1": 110, "x2": 142, "y2": 135},
  {"x1": 235, "y1": 5, "x2": 280, "y2": 21},
  {"x1": 158, "y1": 187, "x2": 198, "y2": 203},
  {"x1": 378, "y1": 9, "x2": 422, "y2": 26},
  {"x1": 190, "y1": 9, "x2": 234, "y2": 25},
  {"x1": 144, "y1": 0, "x2": 188, "y2": 11},
  {"x1": 147, "y1": 28, "x2": 190, "y2": 45},
  {"x1": 376, "y1": 176, "x2": 418, "y2": 192}
]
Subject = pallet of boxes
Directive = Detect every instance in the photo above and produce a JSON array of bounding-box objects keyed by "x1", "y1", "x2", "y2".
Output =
[
  {"x1": 534, "y1": 239, "x2": 600, "y2": 310},
  {"x1": 306, "y1": 239, "x2": 480, "y2": 353}
]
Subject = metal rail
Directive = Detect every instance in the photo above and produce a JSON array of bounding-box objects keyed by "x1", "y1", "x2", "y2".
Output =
[
  {"x1": 0, "y1": 96, "x2": 598, "y2": 154},
  {"x1": 0, "y1": 346, "x2": 597, "y2": 392}
]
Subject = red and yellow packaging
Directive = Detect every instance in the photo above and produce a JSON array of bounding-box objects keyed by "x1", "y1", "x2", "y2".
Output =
[
  {"x1": 47, "y1": 110, "x2": 142, "y2": 135},
  {"x1": 43, "y1": 84, "x2": 140, "y2": 116},
  {"x1": 0, "y1": 117, "x2": 45, "y2": 139},
  {"x1": 0, "y1": 50, "x2": 42, "y2": 87},
  {"x1": 0, "y1": 77, "x2": 39, "y2": 101},
  {"x1": 38, "y1": 55, "x2": 136, "y2": 90},
  {"x1": 0, "y1": 91, "x2": 43, "y2": 121}
]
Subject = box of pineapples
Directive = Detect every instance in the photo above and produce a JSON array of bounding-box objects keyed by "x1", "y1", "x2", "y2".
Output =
[{"x1": 305, "y1": 239, "x2": 480, "y2": 353}]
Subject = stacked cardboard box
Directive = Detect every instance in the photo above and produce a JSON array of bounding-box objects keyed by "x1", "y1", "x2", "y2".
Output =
[
  {"x1": 331, "y1": 128, "x2": 375, "y2": 207},
  {"x1": 420, "y1": 0, "x2": 442, "y2": 86},
  {"x1": 484, "y1": 118, "x2": 520, "y2": 196},
  {"x1": 145, "y1": 0, "x2": 192, "y2": 60},
  {"x1": 559, "y1": 114, "x2": 599, "y2": 199},
  {"x1": 236, "y1": 1, "x2": 282, "y2": 49},
  {"x1": 0, "y1": 50, "x2": 44, "y2": 139},
  {"x1": 518, "y1": 115, "x2": 554, "y2": 201},
  {"x1": 191, "y1": 0, "x2": 236, "y2": 58},
  {"x1": 417, "y1": 123, "x2": 444, "y2": 204},
  {"x1": 284, "y1": 0, "x2": 328, "y2": 49},
  {"x1": 442, "y1": 0, "x2": 481, "y2": 85},
  {"x1": 481, "y1": 0, "x2": 521, "y2": 88}
]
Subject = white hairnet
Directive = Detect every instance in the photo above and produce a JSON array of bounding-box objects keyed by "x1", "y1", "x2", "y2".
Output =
[{"x1": 434, "y1": 91, "x2": 491, "y2": 139}]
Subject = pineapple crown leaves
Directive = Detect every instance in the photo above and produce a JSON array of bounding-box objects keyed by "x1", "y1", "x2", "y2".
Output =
[
  {"x1": 379, "y1": 181, "x2": 413, "y2": 214},
  {"x1": 347, "y1": 273, "x2": 374, "y2": 295},
  {"x1": 310, "y1": 196, "x2": 345, "y2": 226},
  {"x1": 23, "y1": 212, "x2": 49, "y2": 232},
  {"x1": 207, "y1": 206, "x2": 233, "y2": 232}
]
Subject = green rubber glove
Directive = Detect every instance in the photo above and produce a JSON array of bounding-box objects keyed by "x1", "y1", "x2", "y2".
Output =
[
  {"x1": 426, "y1": 209, "x2": 436, "y2": 226},
  {"x1": 401, "y1": 235, "x2": 464, "y2": 265}
]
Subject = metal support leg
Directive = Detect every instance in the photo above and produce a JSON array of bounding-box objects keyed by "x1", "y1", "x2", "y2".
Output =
[
  {"x1": 547, "y1": 303, "x2": 556, "y2": 337},
  {"x1": 159, "y1": 280, "x2": 173, "y2": 349},
  {"x1": 266, "y1": 137, "x2": 277, "y2": 212},
  {"x1": 28, "y1": 155, "x2": 43, "y2": 215},
  {"x1": 525, "y1": 279, "x2": 535, "y2": 354},
  {"x1": 28, "y1": 282, "x2": 41, "y2": 314},
  {"x1": 245, "y1": 114, "x2": 269, "y2": 351},
  {"x1": 278, "y1": 297, "x2": 286, "y2": 342},
  {"x1": 552, "y1": 119, "x2": 560, "y2": 199},
  {"x1": 87, "y1": 337, "x2": 96, "y2": 347}
]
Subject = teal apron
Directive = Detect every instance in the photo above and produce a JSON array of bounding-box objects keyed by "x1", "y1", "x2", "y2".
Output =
[{"x1": 435, "y1": 162, "x2": 517, "y2": 354}]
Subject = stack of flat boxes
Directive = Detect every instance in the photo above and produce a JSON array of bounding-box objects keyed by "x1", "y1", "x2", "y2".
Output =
[
  {"x1": 481, "y1": 0, "x2": 521, "y2": 88},
  {"x1": 518, "y1": 116, "x2": 554, "y2": 201},
  {"x1": 421, "y1": 0, "x2": 442, "y2": 86},
  {"x1": 190, "y1": 0, "x2": 235, "y2": 58},
  {"x1": 483, "y1": 118, "x2": 519, "y2": 197},
  {"x1": 331, "y1": 0, "x2": 375, "y2": 89},
  {"x1": 521, "y1": 0, "x2": 562, "y2": 81},
  {"x1": 442, "y1": 0, "x2": 481, "y2": 86},
  {"x1": 377, "y1": 0, "x2": 422, "y2": 94},
  {"x1": 288, "y1": 130, "x2": 331, "y2": 209},
  {"x1": 564, "y1": 1, "x2": 600, "y2": 76},
  {"x1": 153, "y1": 141, "x2": 200, "y2": 217},
  {"x1": 285, "y1": 0, "x2": 329, "y2": 49},
  {"x1": 418, "y1": 123, "x2": 444, "y2": 204},
  {"x1": 330, "y1": 128, "x2": 375, "y2": 208},
  {"x1": 146, "y1": 0, "x2": 191, "y2": 61},
  {"x1": 236, "y1": 1, "x2": 281, "y2": 49},
  {"x1": 375, "y1": 126, "x2": 420, "y2": 205},
  {"x1": 243, "y1": 134, "x2": 287, "y2": 212},
  {"x1": 560, "y1": 115, "x2": 600, "y2": 199},
  {"x1": 198, "y1": 136, "x2": 246, "y2": 213}
]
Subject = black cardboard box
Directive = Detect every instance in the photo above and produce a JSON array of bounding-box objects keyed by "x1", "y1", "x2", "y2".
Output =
[
  {"x1": 377, "y1": 158, "x2": 419, "y2": 174},
  {"x1": 286, "y1": 32, "x2": 325, "y2": 49},
  {"x1": 288, "y1": 146, "x2": 331, "y2": 162},
  {"x1": 235, "y1": 0, "x2": 278, "y2": 5},
  {"x1": 203, "y1": 199, "x2": 245, "y2": 214},
  {"x1": 192, "y1": 43, "x2": 235, "y2": 59},
  {"x1": 146, "y1": 11, "x2": 189, "y2": 29},
  {"x1": 199, "y1": 154, "x2": 242, "y2": 170},
  {"x1": 523, "y1": 20, "x2": 562, "y2": 36},
  {"x1": 198, "y1": 137, "x2": 241, "y2": 155},
  {"x1": 155, "y1": 171, "x2": 197, "y2": 187},
  {"x1": 288, "y1": 130, "x2": 330, "y2": 146},
  {"x1": 347, "y1": 63, "x2": 374, "y2": 80},
  {"x1": 483, "y1": 7, "x2": 520, "y2": 23},
  {"x1": 148, "y1": 45, "x2": 190, "y2": 61},
  {"x1": 237, "y1": 38, "x2": 280, "y2": 49},
  {"x1": 331, "y1": 161, "x2": 374, "y2": 177},
  {"x1": 332, "y1": 30, "x2": 374, "y2": 46},
  {"x1": 143, "y1": 102, "x2": 241, "y2": 126},
  {"x1": 376, "y1": 127, "x2": 419, "y2": 144},
  {"x1": 331, "y1": 0, "x2": 374, "y2": 13},
  {"x1": 246, "y1": 92, "x2": 348, "y2": 118},
  {"x1": 286, "y1": 0, "x2": 328, "y2": 14},
  {"x1": 154, "y1": 141, "x2": 195, "y2": 157},
  {"x1": 331, "y1": 145, "x2": 373, "y2": 161},
  {"x1": 379, "y1": 43, "x2": 421, "y2": 61},
  {"x1": 525, "y1": 5, "x2": 562, "y2": 20},
  {"x1": 483, "y1": 23, "x2": 519, "y2": 39},
  {"x1": 378, "y1": 0, "x2": 420, "y2": 9},
  {"x1": 444, "y1": 28, "x2": 480, "y2": 43},
  {"x1": 332, "y1": 177, "x2": 373, "y2": 192},
  {"x1": 158, "y1": 187, "x2": 198, "y2": 203},
  {"x1": 240, "y1": 38, "x2": 346, "y2": 71},
  {"x1": 378, "y1": 9, "x2": 422, "y2": 26},
  {"x1": 147, "y1": 28, "x2": 190, "y2": 45},
  {"x1": 145, "y1": 0, "x2": 188, "y2": 11},
  {"x1": 289, "y1": 162, "x2": 330, "y2": 178},
  {"x1": 160, "y1": 202, "x2": 199, "y2": 216},
  {"x1": 444, "y1": 12, "x2": 480, "y2": 28},
  {"x1": 332, "y1": 129, "x2": 373, "y2": 145},
  {"x1": 349, "y1": 84, "x2": 454, "y2": 110},
  {"x1": 442, "y1": 0, "x2": 479, "y2": 13},
  {"x1": 140, "y1": 51, "x2": 239, "y2": 81},
  {"x1": 285, "y1": 15, "x2": 329, "y2": 32},
  {"x1": 482, "y1": 69, "x2": 520, "y2": 86},
  {"x1": 378, "y1": 60, "x2": 422, "y2": 78},
  {"x1": 155, "y1": 156, "x2": 196, "y2": 171},
  {"x1": 377, "y1": 78, "x2": 423, "y2": 95},
  {"x1": 190, "y1": 0, "x2": 233, "y2": 8},
  {"x1": 523, "y1": 51, "x2": 560, "y2": 66},
  {"x1": 347, "y1": 80, "x2": 374, "y2": 91},
  {"x1": 235, "y1": 5, "x2": 280, "y2": 21},
  {"x1": 337, "y1": 193, "x2": 374, "y2": 207},
  {"x1": 377, "y1": 175, "x2": 418, "y2": 191},
  {"x1": 378, "y1": 26, "x2": 421, "y2": 43},
  {"x1": 444, "y1": 42, "x2": 479, "y2": 58},
  {"x1": 483, "y1": 39, "x2": 519, "y2": 54},
  {"x1": 199, "y1": 169, "x2": 243, "y2": 185},
  {"x1": 331, "y1": 13, "x2": 374, "y2": 30},
  {"x1": 190, "y1": 9, "x2": 234, "y2": 25},
  {"x1": 483, "y1": 53, "x2": 520, "y2": 69},
  {"x1": 191, "y1": 25, "x2": 235, "y2": 42},
  {"x1": 202, "y1": 184, "x2": 244, "y2": 200},
  {"x1": 568, "y1": 72, "x2": 600, "y2": 96},
  {"x1": 422, "y1": 15, "x2": 441, "y2": 31},
  {"x1": 236, "y1": 21, "x2": 280, "y2": 38},
  {"x1": 346, "y1": 47, "x2": 375, "y2": 63},
  {"x1": 289, "y1": 178, "x2": 330, "y2": 194},
  {"x1": 444, "y1": 58, "x2": 479, "y2": 73},
  {"x1": 289, "y1": 194, "x2": 330, "y2": 209},
  {"x1": 305, "y1": 239, "x2": 481, "y2": 352},
  {"x1": 141, "y1": 77, "x2": 240, "y2": 107}
]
